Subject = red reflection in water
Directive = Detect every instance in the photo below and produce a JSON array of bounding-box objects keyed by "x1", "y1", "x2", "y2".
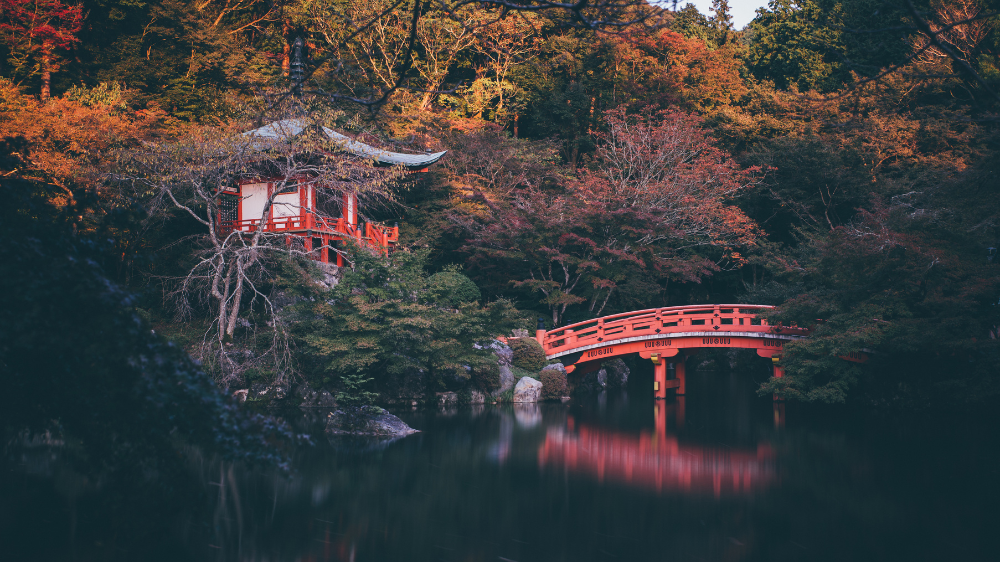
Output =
[{"x1": 538, "y1": 414, "x2": 775, "y2": 496}]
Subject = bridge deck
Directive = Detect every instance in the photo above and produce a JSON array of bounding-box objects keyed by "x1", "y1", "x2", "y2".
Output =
[{"x1": 541, "y1": 304, "x2": 809, "y2": 363}]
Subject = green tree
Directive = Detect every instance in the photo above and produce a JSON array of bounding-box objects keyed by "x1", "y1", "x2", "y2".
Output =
[
  {"x1": 745, "y1": 0, "x2": 846, "y2": 92},
  {"x1": 293, "y1": 246, "x2": 522, "y2": 398}
]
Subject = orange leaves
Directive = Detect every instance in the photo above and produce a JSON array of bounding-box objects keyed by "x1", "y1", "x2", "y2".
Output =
[
  {"x1": 608, "y1": 28, "x2": 748, "y2": 114},
  {"x1": 0, "y1": 85, "x2": 166, "y2": 192}
]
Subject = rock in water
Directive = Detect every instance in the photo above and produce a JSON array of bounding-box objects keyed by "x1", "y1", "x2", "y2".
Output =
[
  {"x1": 513, "y1": 377, "x2": 543, "y2": 403},
  {"x1": 326, "y1": 406, "x2": 419, "y2": 437},
  {"x1": 604, "y1": 358, "x2": 630, "y2": 388}
]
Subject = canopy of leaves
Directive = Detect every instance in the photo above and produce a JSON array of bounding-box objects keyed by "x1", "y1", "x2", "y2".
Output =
[{"x1": 292, "y1": 246, "x2": 522, "y2": 397}]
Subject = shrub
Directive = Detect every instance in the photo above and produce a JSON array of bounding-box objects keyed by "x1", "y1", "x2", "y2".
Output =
[
  {"x1": 510, "y1": 337, "x2": 546, "y2": 371},
  {"x1": 539, "y1": 368, "x2": 567, "y2": 400},
  {"x1": 470, "y1": 356, "x2": 501, "y2": 393},
  {"x1": 427, "y1": 267, "x2": 481, "y2": 306}
]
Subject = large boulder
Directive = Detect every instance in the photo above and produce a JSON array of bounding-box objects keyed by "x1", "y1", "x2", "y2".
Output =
[
  {"x1": 603, "y1": 358, "x2": 630, "y2": 388},
  {"x1": 495, "y1": 364, "x2": 515, "y2": 398},
  {"x1": 475, "y1": 339, "x2": 513, "y2": 366},
  {"x1": 513, "y1": 376, "x2": 543, "y2": 403},
  {"x1": 468, "y1": 389, "x2": 487, "y2": 404},
  {"x1": 541, "y1": 363, "x2": 567, "y2": 375},
  {"x1": 326, "y1": 406, "x2": 418, "y2": 437}
]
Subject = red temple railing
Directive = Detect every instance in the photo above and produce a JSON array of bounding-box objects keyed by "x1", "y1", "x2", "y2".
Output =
[{"x1": 217, "y1": 211, "x2": 399, "y2": 252}]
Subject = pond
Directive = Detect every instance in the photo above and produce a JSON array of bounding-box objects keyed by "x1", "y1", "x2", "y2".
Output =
[{"x1": 4, "y1": 363, "x2": 1000, "y2": 561}]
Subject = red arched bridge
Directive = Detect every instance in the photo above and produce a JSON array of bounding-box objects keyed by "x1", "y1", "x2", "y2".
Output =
[{"x1": 535, "y1": 304, "x2": 816, "y2": 400}]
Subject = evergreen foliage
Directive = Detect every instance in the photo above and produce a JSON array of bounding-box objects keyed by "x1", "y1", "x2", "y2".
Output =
[
  {"x1": 539, "y1": 368, "x2": 568, "y2": 400},
  {"x1": 336, "y1": 370, "x2": 380, "y2": 408},
  {"x1": 427, "y1": 266, "x2": 482, "y2": 306},
  {"x1": 293, "y1": 246, "x2": 520, "y2": 396},
  {"x1": 510, "y1": 338, "x2": 547, "y2": 372},
  {"x1": 470, "y1": 356, "x2": 502, "y2": 393}
]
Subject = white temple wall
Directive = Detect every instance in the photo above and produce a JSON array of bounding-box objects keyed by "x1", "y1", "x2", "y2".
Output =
[{"x1": 241, "y1": 183, "x2": 269, "y2": 229}]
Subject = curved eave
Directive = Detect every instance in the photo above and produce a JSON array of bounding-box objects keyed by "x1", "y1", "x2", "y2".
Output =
[
  {"x1": 322, "y1": 127, "x2": 446, "y2": 168},
  {"x1": 237, "y1": 120, "x2": 445, "y2": 169}
]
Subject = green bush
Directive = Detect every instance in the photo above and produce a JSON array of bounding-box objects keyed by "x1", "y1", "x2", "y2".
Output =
[
  {"x1": 510, "y1": 337, "x2": 546, "y2": 371},
  {"x1": 427, "y1": 267, "x2": 481, "y2": 306},
  {"x1": 510, "y1": 365, "x2": 535, "y2": 380},
  {"x1": 539, "y1": 368, "x2": 567, "y2": 400},
  {"x1": 470, "y1": 356, "x2": 501, "y2": 393}
]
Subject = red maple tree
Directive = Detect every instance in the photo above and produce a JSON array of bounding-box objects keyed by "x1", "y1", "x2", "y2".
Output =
[
  {"x1": 462, "y1": 108, "x2": 761, "y2": 326},
  {"x1": 0, "y1": 0, "x2": 84, "y2": 99}
]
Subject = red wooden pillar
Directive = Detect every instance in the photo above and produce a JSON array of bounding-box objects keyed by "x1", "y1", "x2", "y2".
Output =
[
  {"x1": 303, "y1": 236, "x2": 312, "y2": 257},
  {"x1": 675, "y1": 358, "x2": 687, "y2": 396},
  {"x1": 320, "y1": 235, "x2": 329, "y2": 263},
  {"x1": 773, "y1": 361, "x2": 784, "y2": 402},
  {"x1": 653, "y1": 358, "x2": 667, "y2": 400},
  {"x1": 654, "y1": 402, "x2": 666, "y2": 436}
]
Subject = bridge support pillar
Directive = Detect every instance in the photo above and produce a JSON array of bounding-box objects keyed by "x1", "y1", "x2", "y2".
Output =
[
  {"x1": 675, "y1": 359, "x2": 686, "y2": 396},
  {"x1": 772, "y1": 361, "x2": 784, "y2": 402},
  {"x1": 653, "y1": 359, "x2": 668, "y2": 400}
]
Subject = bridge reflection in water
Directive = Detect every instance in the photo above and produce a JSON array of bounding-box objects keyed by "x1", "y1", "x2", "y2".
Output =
[{"x1": 537, "y1": 405, "x2": 778, "y2": 497}]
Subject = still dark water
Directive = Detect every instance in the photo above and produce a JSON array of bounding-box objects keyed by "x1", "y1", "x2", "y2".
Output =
[{"x1": 5, "y1": 364, "x2": 1000, "y2": 561}]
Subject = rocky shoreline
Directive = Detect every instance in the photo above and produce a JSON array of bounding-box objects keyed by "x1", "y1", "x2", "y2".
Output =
[{"x1": 230, "y1": 338, "x2": 630, "y2": 436}]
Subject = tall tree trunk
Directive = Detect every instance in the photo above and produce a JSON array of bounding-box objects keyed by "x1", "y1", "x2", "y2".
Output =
[
  {"x1": 282, "y1": 19, "x2": 291, "y2": 77},
  {"x1": 419, "y1": 90, "x2": 435, "y2": 111},
  {"x1": 218, "y1": 262, "x2": 235, "y2": 343},
  {"x1": 225, "y1": 263, "x2": 245, "y2": 338},
  {"x1": 40, "y1": 46, "x2": 52, "y2": 101}
]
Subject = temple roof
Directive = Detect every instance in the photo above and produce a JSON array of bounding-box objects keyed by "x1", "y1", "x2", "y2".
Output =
[{"x1": 243, "y1": 119, "x2": 447, "y2": 169}]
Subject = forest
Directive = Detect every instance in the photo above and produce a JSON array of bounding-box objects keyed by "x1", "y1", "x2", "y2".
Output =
[{"x1": 2, "y1": 0, "x2": 1000, "y2": 470}]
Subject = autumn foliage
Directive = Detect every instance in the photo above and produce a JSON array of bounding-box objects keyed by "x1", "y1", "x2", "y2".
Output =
[{"x1": 462, "y1": 108, "x2": 759, "y2": 326}]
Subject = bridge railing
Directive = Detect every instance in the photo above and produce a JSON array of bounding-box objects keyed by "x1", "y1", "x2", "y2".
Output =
[{"x1": 541, "y1": 304, "x2": 808, "y2": 354}]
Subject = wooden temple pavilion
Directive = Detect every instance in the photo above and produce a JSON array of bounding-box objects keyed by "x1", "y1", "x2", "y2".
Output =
[{"x1": 217, "y1": 119, "x2": 446, "y2": 265}]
